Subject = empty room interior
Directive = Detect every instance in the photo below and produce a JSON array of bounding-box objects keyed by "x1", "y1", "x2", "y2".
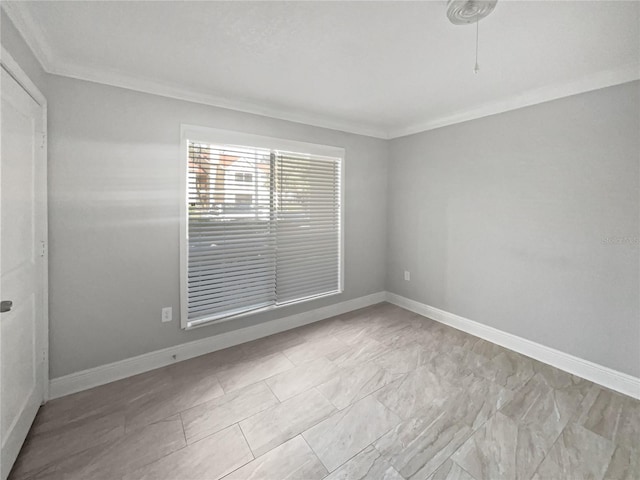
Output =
[{"x1": 1, "y1": 1, "x2": 639, "y2": 479}]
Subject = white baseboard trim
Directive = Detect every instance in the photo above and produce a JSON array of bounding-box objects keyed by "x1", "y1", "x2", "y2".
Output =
[
  {"x1": 386, "y1": 292, "x2": 640, "y2": 400},
  {"x1": 50, "y1": 290, "x2": 640, "y2": 401},
  {"x1": 49, "y1": 292, "x2": 386, "y2": 400}
]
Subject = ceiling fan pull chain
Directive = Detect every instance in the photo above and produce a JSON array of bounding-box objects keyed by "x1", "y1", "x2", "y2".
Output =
[
  {"x1": 446, "y1": 0, "x2": 498, "y2": 74},
  {"x1": 474, "y1": 18, "x2": 480, "y2": 74}
]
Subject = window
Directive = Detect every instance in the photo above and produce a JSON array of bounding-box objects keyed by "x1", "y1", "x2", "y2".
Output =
[
  {"x1": 235, "y1": 172, "x2": 253, "y2": 183},
  {"x1": 180, "y1": 127, "x2": 344, "y2": 329}
]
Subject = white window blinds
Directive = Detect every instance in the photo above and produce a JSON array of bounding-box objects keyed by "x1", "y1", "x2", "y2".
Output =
[
  {"x1": 182, "y1": 134, "x2": 342, "y2": 328},
  {"x1": 275, "y1": 154, "x2": 341, "y2": 304}
]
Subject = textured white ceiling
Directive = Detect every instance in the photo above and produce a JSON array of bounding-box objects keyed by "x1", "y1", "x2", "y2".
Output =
[{"x1": 4, "y1": 1, "x2": 639, "y2": 138}]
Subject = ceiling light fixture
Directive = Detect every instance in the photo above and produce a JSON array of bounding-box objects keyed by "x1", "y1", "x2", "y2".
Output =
[{"x1": 446, "y1": 0, "x2": 498, "y2": 74}]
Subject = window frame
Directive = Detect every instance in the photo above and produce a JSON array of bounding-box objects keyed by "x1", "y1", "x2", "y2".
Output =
[{"x1": 180, "y1": 125, "x2": 345, "y2": 330}]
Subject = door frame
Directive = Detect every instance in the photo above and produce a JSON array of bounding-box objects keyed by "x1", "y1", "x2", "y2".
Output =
[{"x1": 1, "y1": 46, "x2": 49, "y2": 401}]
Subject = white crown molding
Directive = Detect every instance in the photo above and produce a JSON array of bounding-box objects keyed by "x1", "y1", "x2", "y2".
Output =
[
  {"x1": 50, "y1": 60, "x2": 638, "y2": 141},
  {"x1": 49, "y1": 58, "x2": 389, "y2": 139},
  {"x1": 386, "y1": 292, "x2": 640, "y2": 400},
  {"x1": 389, "y1": 64, "x2": 640, "y2": 139},
  {"x1": 1, "y1": 1, "x2": 55, "y2": 71},
  {"x1": 3, "y1": 0, "x2": 639, "y2": 140},
  {"x1": 49, "y1": 292, "x2": 386, "y2": 399}
]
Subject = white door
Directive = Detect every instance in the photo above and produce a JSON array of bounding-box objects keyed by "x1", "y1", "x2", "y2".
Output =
[{"x1": 0, "y1": 64, "x2": 47, "y2": 480}]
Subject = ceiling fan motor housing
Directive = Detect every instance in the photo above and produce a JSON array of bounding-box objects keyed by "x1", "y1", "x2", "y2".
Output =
[{"x1": 447, "y1": 0, "x2": 498, "y2": 25}]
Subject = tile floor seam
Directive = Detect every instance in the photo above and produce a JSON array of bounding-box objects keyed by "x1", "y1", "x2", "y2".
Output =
[
  {"x1": 279, "y1": 347, "x2": 296, "y2": 366},
  {"x1": 609, "y1": 400, "x2": 623, "y2": 443},
  {"x1": 427, "y1": 412, "x2": 490, "y2": 479},
  {"x1": 342, "y1": 443, "x2": 389, "y2": 477},
  {"x1": 178, "y1": 412, "x2": 188, "y2": 445},
  {"x1": 180, "y1": 386, "x2": 279, "y2": 445},
  {"x1": 237, "y1": 421, "x2": 258, "y2": 461},
  {"x1": 282, "y1": 334, "x2": 350, "y2": 366},
  {"x1": 369, "y1": 370, "x2": 409, "y2": 396},
  {"x1": 370, "y1": 443, "x2": 412, "y2": 480},
  {"x1": 298, "y1": 433, "x2": 329, "y2": 475},
  {"x1": 312, "y1": 398, "x2": 403, "y2": 474},
  {"x1": 275, "y1": 389, "x2": 338, "y2": 443},
  {"x1": 601, "y1": 444, "x2": 618, "y2": 480},
  {"x1": 529, "y1": 418, "x2": 569, "y2": 480},
  {"x1": 238, "y1": 398, "x2": 336, "y2": 457},
  {"x1": 311, "y1": 385, "x2": 333, "y2": 405},
  {"x1": 266, "y1": 355, "x2": 341, "y2": 402},
  {"x1": 570, "y1": 421, "x2": 620, "y2": 478},
  {"x1": 326, "y1": 373, "x2": 401, "y2": 413},
  {"x1": 217, "y1": 352, "x2": 296, "y2": 393},
  {"x1": 453, "y1": 457, "x2": 480, "y2": 480},
  {"x1": 573, "y1": 384, "x2": 600, "y2": 425},
  {"x1": 116, "y1": 431, "x2": 190, "y2": 479},
  {"x1": 218, "y1": 454, "x2": 256, "y2": 480},
  {"x1": 318, "y1": 439, "x2": 379, "y2": 475},
  {"x1": 529, "y1": 384, "x2": 600, "y2": 477},
  {"x1": 238, "y1": 388, "x2": 339, "y2": 460},
  {"x1": 213, "y1": 371, "x2": 229, "y2": 397},
  {"x1": 261, "y1": 377, "x2": 284, "y2": 403},
  {"x1": 148, "y1": 424, "x2": 255, "y2": 480},
  {"x1": 516, "y1": 385, "x2": 544, "y2": 421}
]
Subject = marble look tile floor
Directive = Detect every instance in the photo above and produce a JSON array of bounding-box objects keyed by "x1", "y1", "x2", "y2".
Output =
[{"x1": 9, "y1": 303, "x2": 639, "y2": 480}]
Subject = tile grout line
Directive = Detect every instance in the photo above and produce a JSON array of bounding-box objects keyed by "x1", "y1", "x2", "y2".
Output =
[
  {"x1": 322, "y1": 441, "x2": 375, "y2": 475},
  {"x1": 300, "y1": 402, "x2": 354, "y2": 472},
  {"x1": 237, "y1": 421, "x2": 258, "y2": 460},
  {"x1": 528, "y1": 383, "x2": 609, "y2": 479},
  {"x1": 573, "y1": 383, "x2": 600, "y2": 426},
  {"x1": 430, "y1": 408, "x2": 497, "y2": 480},
  {"x1": 354, "y1": 371, "x2": 409, "y2": 409},
  {"x1": 216, "y1": 427, "x2": 257, "y2": 480},
  {"x1": 238, "y1": 386, "x2": 338, "y2": 459},
  {"x1": 178, "y1": 412, "x2": 188, "y2": 446},
  {"x1": 316, "y1": 411, "x2": 402, "y2": 476},
  {"x1": 176, "y1": 380, "x2": 282, "y2": 445},
  {"x1": 338, "y1": 394, "x2": 403, "y2": 473},
  {"x1": 281, "y1": 334, "x2": 350, "y2": 367},
  {"x1": 263, "y1": 355, "x2": 341, "y2": 402},
  {"x1": 452, "y1": 458, "x2": 480, "y2": 480},
  {"x1": 212, "y1": 370, "x2": 228, "y2": 397},
  {"x1": 370, "y1": 444, "x2": 406, "y2": 479},
  {"x1": 261, "y1": 378, "x2": 283, "y2": 403},
  {"x1": 215, "y1": 352, "x2": 296, "y2": 394},
  {"x1": 529, "y1": 419, "x2": 568, "y2": 479},
  {"x1": 298, "y1": 434, "x2": 328, "y2": 474},
  {"x1": 118, "y1": 417, "x2": 193, "y2": 479}
]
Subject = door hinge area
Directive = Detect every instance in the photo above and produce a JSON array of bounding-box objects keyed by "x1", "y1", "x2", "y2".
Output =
[
  {"x1": 41, "y1": 132, "x2": 46, "y2": 149},
  {"x1": 40, "y1": 240, "x2": 46, "y2": 257}
]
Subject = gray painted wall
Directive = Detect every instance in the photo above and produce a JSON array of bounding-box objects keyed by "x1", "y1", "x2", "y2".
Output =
[
  {"x1": 387, "y1": 81, "x2": 640, "y2": 377},
  {"x1": 45, "y1": 75, "x2": 388, "y2": 378}
]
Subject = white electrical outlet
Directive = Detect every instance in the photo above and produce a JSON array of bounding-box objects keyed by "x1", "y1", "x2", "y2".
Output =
[
  {"x1": 404, "y1": 270, "x2": 411, "y2": 281},
  {"x1": 161, "y1": 307, "x2": 172, "y2": 323}
]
